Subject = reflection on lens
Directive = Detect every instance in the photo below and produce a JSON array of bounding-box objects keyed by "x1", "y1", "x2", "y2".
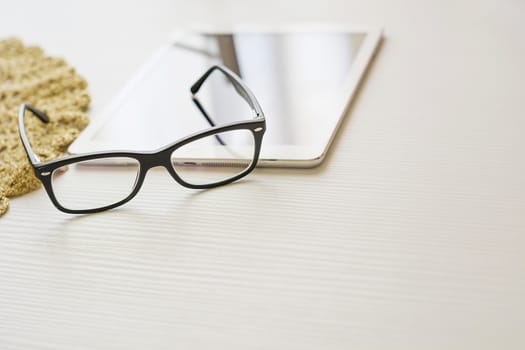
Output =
[
  {"x1": 51, "y1": 157, "x2": 140, "y2": 211},
  {"x1": 171, "y1": 129, "x2": 255, "y2": 186}
]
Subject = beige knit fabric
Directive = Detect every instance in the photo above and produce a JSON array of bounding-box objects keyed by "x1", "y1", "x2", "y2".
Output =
[{"x1": 0, "y1": 38, "x2": 90, "y2": 216}]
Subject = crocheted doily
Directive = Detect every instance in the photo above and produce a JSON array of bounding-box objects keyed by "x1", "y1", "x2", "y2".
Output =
[{"x1": 0, "y1": 38, "x2": 90, "y2": 216}]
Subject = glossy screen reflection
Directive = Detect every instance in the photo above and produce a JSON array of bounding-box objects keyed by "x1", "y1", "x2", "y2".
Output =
[{"x1": 93, "y1": 32, "x2": 365, "y2": 157}]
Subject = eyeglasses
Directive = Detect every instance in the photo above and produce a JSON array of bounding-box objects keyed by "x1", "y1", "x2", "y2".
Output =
[{"x1": 18, "y1": 65, "x2": 266, "y2": 214}]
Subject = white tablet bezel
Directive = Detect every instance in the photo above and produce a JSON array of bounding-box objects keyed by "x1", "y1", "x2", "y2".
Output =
[{"x1": 69, "y1": 24, "x2": 382, "y2": 168}]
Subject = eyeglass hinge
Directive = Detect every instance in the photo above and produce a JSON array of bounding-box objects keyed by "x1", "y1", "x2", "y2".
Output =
[
  {"x1": 41, "y1": 171, "x2": 51, "y2": 176},
  {"x1": 253, "y1": 127, "x2": 263, "y2": 132}
]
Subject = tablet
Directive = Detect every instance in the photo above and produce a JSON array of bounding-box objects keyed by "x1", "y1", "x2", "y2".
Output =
[{"x1": 69, "y1": 25, "x2": 382, "y2": 167}]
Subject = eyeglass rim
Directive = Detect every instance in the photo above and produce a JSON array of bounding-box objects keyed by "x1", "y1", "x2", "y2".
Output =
[
  {"x1": 17, "y1": 64, "x2": 266, "y2": 214},
  {"x1": 27, "y1": 119, "x2": 264, "y2": 214}
]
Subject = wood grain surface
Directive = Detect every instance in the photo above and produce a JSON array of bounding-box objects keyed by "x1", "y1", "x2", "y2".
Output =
[{"x1": 1, "y1": 0, "x2": 524, "y2": 349}]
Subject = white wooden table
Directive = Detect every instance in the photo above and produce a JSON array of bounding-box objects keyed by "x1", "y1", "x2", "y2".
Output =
[{"x1": 1, "y1": 0, "x2": 524, "y2": 348}]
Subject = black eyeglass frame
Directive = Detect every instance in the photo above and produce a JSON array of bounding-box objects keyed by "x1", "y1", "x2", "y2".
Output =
[{"x1": 18, "y1": 65, "x2": 266, "y2": 214}]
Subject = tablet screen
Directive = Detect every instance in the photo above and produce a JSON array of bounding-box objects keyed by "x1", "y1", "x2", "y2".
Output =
[{"x1": 78, "y1": 31, "x2": 372, "y2": 165}]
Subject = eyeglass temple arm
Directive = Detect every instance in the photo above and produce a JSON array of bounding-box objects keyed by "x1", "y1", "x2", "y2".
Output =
[
  {"x1": 190, "y1": 96, "x2": 226, "y2": 145},
  {"x1": 191, "y1": 65, "x2": 263, "y2": 118},
  {"x1": 18, "y1": 103, "x2": 49, "y2": 165},
  {"x1": 191, "y1": 65, "x2": 249, "y2": 146}
]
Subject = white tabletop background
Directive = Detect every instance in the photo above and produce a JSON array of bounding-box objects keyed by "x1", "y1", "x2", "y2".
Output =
[{"x1": 1, "y1": 0, "x2": 524, "y2": 349}]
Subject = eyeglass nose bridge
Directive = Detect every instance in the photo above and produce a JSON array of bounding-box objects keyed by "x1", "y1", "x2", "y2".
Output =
[
  {"x1": 138, "y1": 149, "x2": 174, "y2": 172},
  {"x1": 134, "y1": 150, "x2": 184, "y2": 188}
]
